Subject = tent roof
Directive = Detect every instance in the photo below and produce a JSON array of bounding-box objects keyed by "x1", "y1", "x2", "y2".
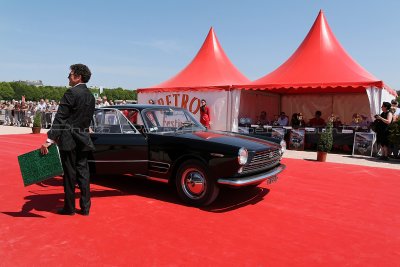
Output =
[
  {"x1": 138, "y1": 27, "x2": 250, "y2": 93},
  {"x1": 238, "y1": 10, "x2": 394, "y2": 95}
]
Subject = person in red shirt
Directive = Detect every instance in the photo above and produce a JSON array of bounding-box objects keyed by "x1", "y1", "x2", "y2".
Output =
[
  {"x1": 308, "y1": 110, "x2": 326, "y2": 127},
  {"x1": 200, "y1": 99, "x2": 211, "y2": 129}
]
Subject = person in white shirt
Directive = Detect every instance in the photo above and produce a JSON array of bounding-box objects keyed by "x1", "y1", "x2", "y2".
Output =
[
  {"x1": 37, "y1": 99, "x2": 46, "y2": 112},
  {"x1": 391, "y1": 99, "x2": 400, "y2": 122},
  {"x1": 36, "y1": 99, "x2": 47, "y2": 128},
  {"x1": 95, "y1": 97, "x2": 102, "y2": 108},
  {"x1": 277, "y1": 112, "x2": 289, "y2": 126},
  {"x1": 101, "y1": 96, "x2": 110, "y2": 107}
]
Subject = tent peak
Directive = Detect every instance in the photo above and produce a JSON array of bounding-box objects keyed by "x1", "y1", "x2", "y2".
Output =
[
  {"x1": 147, "y1": 27, "x2": 249, "y2": 89},
  {"x1": 245, "y1": 10, "x2": 382, "y2": 91}
]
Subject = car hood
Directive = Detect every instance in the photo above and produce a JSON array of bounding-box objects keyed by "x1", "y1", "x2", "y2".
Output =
[{"x1": 176, "y1": 130, "x2": 280, "y2": 152}]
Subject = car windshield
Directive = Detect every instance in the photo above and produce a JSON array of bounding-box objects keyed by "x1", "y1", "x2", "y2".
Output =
[{"x1": 141, "y1": 107, "x2": 205, "y2": 133}]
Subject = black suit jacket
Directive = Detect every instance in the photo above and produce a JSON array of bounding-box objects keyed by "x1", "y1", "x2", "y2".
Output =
[{"x1": 48, "y1": 84, "x2": 95, "y2": 151}]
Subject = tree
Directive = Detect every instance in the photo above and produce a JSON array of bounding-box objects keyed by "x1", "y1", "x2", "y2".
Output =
[
  {"x1": 317, "y1": 121, "x2": 333, "y2": 152},
  {"x1": 0, "y1": 82, "x2": 15, "y2": 100}
]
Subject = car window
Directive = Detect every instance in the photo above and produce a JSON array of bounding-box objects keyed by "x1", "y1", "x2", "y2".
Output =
[
  {"x1": 141, "y1": 108, "x2": 204, "y2": 133},
  {"x1": 120, "y1": 108, "x2": 145, "y2": 133},
  {"x1": 118, "y1": 112, "x2": 137, "y2": 133},
  {"x1": 93, "y1": 109, "x2": 138, "y2": 134}
]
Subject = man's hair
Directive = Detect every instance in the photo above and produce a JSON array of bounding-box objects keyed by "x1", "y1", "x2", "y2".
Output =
[
  {"x1": 315, "y1": 110, "x2": 322, "y2": 116},
  {"x1": 70, "y1": 64, "x2": 91, "y2": 83},
  {"x1": 391, "y1": 99, "x2": 398, "y2": 106}
]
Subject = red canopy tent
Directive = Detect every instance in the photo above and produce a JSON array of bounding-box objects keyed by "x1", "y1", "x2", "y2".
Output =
[
  {"x1": 137, "y1": 27, "x2": 250, "y2": 92},
  {"x1": 137, "y1": 27, "x2": 251, "y2": 130},
  {"x1": 237, "y1": 10, "x2": 396, "y2": 125}
]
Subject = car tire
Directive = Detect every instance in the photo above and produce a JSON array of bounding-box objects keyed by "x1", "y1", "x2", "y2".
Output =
[{"x1": 175, "y1": 160, "x2": 219, "y2": 206}]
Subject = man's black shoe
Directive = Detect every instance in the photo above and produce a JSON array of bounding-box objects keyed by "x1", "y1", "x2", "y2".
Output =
[
  {"x1": 78, "y1": 210, "x2": 89, "y2": 216},
  {"x1": 57, "y1": 208, "x2": 75, "y2": 216}
]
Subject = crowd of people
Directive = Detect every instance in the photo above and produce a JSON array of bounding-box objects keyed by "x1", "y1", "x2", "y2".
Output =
[
  {"x1": 0, "y1": 96, "x2": 128, "y2": 128},
  {"x1": 254, "y1": 109, "x2": 377, "y2": 129},
  {"x1": 0, "y1": 99, "x2": 59, "y2": 128},
  {"x1": 252, "y1": 99, "x2": 400, "y2": 160},
  {"x1": 255, "y1": 110, "x2": 329, "y2": 128}
]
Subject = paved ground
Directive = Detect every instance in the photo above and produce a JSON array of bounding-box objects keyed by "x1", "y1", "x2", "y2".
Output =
[
  {"x1": 283, "y1": 149, "x2": 400, "y2": 170},
  {"x1": 1, "y1": 125, "x2": 398, "y2": 169},
  {"x1": 0, "y1": 125, "x2": 49, "y2": 135}
]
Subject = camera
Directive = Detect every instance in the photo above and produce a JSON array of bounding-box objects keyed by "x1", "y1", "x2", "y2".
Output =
[{"x1": 374, "y1": 114, "x2": 379, "y2": 118}]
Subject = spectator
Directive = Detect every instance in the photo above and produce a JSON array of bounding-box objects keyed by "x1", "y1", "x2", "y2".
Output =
[
  {"x1": 391, "y1": 99, "x2": 399, "y2": 122},
  {"x1": 308, "y1": 111, "x2": 326, "y2": 127},
  {"x1": 390, "y1": 100, "x2": 399, "y2": 158},
  {"x1": 291, "y1": 112, "x2": 306, "y2": 128},
  {"x1": 256, "y1": 111, "x2": 269, "y2": 125},
  {"x1": 374, "y1": 102, "x2": 393, "y2": 161},
  {"x1": 277, "y1": 112, "x2": 289, "y2": 126},
  {"x1": 95, "y1": 97, "x2": 102, "y2": 108},
  {"x1": 101, "y1": 96, "x2": 110, "y2": 107},
  {"x1": 200, "y1": 99, "x2": 211, "y2": 128},
  {"x1": 359, "y1": 115, "x2": 370, "y2": 128}
]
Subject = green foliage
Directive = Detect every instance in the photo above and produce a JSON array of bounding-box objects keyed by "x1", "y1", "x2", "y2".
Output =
[
  {"x1": 317, "y1": 121, "x2": 333, "y2": 152},
  {"x1": 101, "y1": 88, "x2": 137, "y2": 101},
  {"x1": 33, "y1": 112, "x2": 42, "y2": 128},
  {"x1": 0, "y1": 82, "x2": 15, "y2": 100},
  {"x1": 0, "y1": 81, "x2": 135, "y2": 102},
  {"x1": 388, "y1": 120, "x2": 400, "y2": 145}
]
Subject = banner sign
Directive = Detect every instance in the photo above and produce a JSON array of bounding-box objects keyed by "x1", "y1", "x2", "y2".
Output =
[
  {"x1": 352, "y1": 132, "x2": 375, "y2": 157},
  {"x1": 138, "y1": 90, "x2": 241, "y2": 131},
  {"x1": 289, "y1": 129, "x2": 305, "y2": 150}
]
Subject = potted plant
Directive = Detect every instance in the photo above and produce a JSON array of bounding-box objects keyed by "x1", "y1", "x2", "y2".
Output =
[
  {"x1": 388, "y1": 120, "x2": 400, "y2": 147},
  {"x1": 32, "y1": 112, "x2": 42, "y2": 134},
  {"x1": 317, "y1": 121, "x2": 333, "y2": 162}
]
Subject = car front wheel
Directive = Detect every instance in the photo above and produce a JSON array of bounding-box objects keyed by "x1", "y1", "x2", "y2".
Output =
[{"x1": 175, "y1": 160, "x2": 219, "y2": 206}]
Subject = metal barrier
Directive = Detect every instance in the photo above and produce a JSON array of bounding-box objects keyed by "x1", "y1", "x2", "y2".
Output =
[{"x1": 0, "y1": 110, "x2": 5, "y2": 124}]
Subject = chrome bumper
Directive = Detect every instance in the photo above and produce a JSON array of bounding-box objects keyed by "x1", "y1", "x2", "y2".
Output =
[{"x1": 217, "y1": 164, "x2": 286, "y2": 187}]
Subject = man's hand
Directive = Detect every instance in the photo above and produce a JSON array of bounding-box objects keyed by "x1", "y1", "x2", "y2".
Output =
[{"x1": 40, "y1": 142, "x2": 52, "y2": 155}]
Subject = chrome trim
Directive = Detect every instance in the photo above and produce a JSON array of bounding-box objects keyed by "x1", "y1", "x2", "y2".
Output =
[
  {"x1": 149, "y1": 170, "x2": 169, "y2": 174},
  {"x1": 87, "y1": 160, "x2": 170, "y2": 168},
  {"x1": 210, "y1": 153, "x2": 224, "y2": 157},
  {"x1": 135, "y1": 174, "x2": 169, "y2": 183},
  {"x1": 88, "y1": 160, "x2": 147, "y2": 163},
  {"x1": 217, "y1": 164, "x2": 286, "y2": 187}
]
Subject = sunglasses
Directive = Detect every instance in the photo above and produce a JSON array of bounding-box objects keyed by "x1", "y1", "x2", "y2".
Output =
[{"x1": 68, "y1": 73, "x2": 80, "y2": 79}]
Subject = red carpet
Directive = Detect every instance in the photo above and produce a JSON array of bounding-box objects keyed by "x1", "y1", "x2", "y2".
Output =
[{"x1": 0, "y1": 134, "x2": 399, "y2": 266}]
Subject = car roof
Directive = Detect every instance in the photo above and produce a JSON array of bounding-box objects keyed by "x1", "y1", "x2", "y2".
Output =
[{"x1": 100, "y1": 104, "x2": 184, "y2": 111}]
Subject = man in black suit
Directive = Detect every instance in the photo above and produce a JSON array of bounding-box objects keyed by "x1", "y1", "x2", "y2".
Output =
[{"x1": 41, "y1": 64, "x2": 95, "y2": 216}]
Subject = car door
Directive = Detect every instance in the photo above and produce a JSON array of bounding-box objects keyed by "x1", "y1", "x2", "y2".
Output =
[{"x1": 89, "y1": 108, "x2": 148, "y2": 176}]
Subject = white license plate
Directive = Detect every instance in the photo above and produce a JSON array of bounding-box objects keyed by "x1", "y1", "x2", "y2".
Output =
[{"x1": 266, "y1": 175, "x2": 278, "y2": 184}]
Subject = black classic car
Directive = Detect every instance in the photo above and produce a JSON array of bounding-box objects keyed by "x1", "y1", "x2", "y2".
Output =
[{"x1": 88, "y1": 105, "x2": 286, "y2": 206}]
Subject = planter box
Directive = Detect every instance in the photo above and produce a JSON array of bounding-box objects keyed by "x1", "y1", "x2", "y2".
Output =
[
  {"x1": 32, "y1": 127, "x2": 41, "y2": 134},
  {"x1": 317, "y1": 151, "x2": 327, "y2": 162}
]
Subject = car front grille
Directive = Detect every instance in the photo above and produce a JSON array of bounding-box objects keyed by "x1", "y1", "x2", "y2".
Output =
[{"x1": 241, "y1": 149, "x2": 281, "y2": 175}]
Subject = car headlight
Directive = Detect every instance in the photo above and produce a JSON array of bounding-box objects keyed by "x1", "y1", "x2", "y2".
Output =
[
  {"x1": 238, "y1": 148, "x2": 248, "y2": 165},
  {"x1": 280, "y1": 140, "x2": 286, "y2": 155}
]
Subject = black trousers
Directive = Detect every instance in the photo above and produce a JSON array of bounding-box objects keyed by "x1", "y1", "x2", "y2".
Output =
[{"x1": 60, "y1": 150, "x2": 91, "y2": 212}]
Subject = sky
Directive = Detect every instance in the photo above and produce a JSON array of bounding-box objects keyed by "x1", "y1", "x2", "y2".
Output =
[{"x1": 0, "y1": 0, "x2": 399, "y2": 90}]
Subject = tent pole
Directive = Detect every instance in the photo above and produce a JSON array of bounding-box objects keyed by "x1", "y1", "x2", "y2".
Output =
[{"x1": 226, "y1": 87, "x2": 231, "y2": 131}]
